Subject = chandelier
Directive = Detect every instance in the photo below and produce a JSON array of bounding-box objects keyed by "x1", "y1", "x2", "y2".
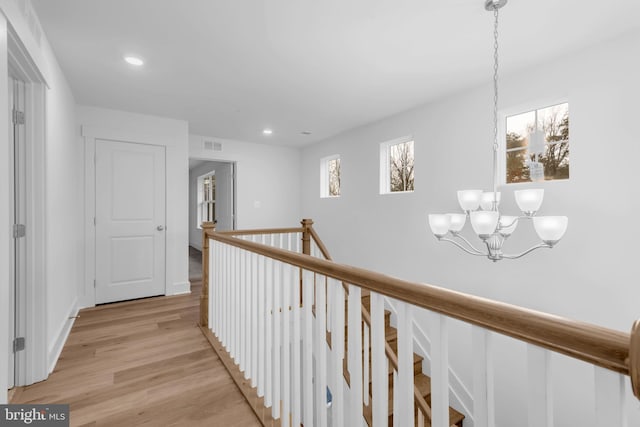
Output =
[{"x1": 427, "y1": 0, "x2": 568, "y2": 262}]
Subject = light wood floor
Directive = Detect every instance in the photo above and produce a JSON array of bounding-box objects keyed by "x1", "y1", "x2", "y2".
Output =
[{"x1": 11, "y1": 247, "x2": 260, "y2": 427}]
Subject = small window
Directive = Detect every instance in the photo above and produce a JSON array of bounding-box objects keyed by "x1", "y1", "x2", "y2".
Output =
[
  {"x1": 197, "y1": 172, "x2": 215, "y2": 228},
  {"x1": 320, "y1": 155, "x2": 341, "y2": 198},
  {"x1": 505, "y1": 102, "x2": 569, "y2": 184},
  {"x1": 380, "y1": 137, "x2": 414, "y2": 194}
]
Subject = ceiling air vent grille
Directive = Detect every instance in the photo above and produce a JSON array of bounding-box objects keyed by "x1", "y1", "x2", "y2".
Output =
[{"x1": 203, "y1": 140, "x2": 223, "y2": 152}]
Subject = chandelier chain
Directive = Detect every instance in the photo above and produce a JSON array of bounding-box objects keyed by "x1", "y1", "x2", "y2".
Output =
[{"x1": 492, "y1": 6, "x2": 499, "y2": 197}]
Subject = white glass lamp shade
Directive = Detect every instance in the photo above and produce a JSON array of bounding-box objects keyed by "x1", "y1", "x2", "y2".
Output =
[
  {"x1": 470, "y1": 211, "x2": 499, "y2": 238},
  {"x1": 428, "y1": 214, "x2": 451, "y2": 238},
  {"x1": 533, "y1": 216, "x2": 568, "y2": 245},
  {"x1": 457, "y1": 190, "x2": 482, "y2": 212},
  {"x1": 480, "y1": 191, "x2": 501, "y2": 210},
  {"x1": 498, "y1": 215, "x2": 518, "y2": 236},
  {"x1": 515, "y1": 189, "x2": 544, "y2": 215},
  {"x1": 447, "y1": 213, "x2": 466, "y2": 233}
]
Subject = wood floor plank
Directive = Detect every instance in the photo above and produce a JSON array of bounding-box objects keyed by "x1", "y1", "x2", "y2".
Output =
[{"x1": 11, "y1": 248, "x2": 260, "y2": 427}]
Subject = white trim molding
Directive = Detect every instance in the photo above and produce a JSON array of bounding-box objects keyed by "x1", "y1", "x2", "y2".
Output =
[{"x1": 47, "y1": 299, "x2": 79, "y2": 374}]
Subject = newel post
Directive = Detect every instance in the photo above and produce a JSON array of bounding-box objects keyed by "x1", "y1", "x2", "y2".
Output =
[
  {"x1": 301, "y1": 218, "x2": 314, "y2": 256},
  {"x1": 631, "y1": 320, "x2": 640, "y2": 400},
  {"x1": 200, "y1": 221, "x2": 216, "y2": 328}
]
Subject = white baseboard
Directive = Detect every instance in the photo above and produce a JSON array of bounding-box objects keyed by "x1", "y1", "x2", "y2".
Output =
[
  {"x1": 48, "y1": 299, "x2": 79, "y2": 373},
  {"x1": 172, "y1": 281, "x2": 191, "y2": 295}
]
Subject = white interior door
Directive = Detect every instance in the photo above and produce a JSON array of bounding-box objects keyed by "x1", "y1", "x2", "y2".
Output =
[
  {"x1": 95, "y1": 140, "x2": 166, "y2": 304},
  {"x1": 7, "y1": 76, "x2": 15, "y2": 390},
  {"x1": 9, "y1": 77, "x2": 27, "y2": 389}
]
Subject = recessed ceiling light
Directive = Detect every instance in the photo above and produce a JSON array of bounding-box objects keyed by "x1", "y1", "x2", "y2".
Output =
[
  {"x1": 263, "y1": 129, "x2": 273, "y2": 135},
  {"x1": 124, "y1": 56, "x2": 144, "y2": 66}
]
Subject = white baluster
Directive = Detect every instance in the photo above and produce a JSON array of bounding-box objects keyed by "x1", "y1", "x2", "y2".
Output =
[
  {"x1": 316, "y1": 274, "x2": 328, "y2": 427},
  {"x1": 363, "y1": 322, "x2": 370, "y2": 406},
  {"x1": 222, "y1": 244, "x2": 228, "y2": 349},
  {"x1": 210, "y1": 241, "x2": 216, "y2": 335},
  {"x1": 281, "y1": 262, "x2": 291, "y2": 427},
  {"x1": 238, "y1": 247, "x2": 245, "y2": 372},
  {"x1": 232, "y1": 246, "x2": 238, "y2": 361},
  {"x1": 257, "y1": 251, "x2": 265, "y2": 397},
  {"x1": 370, "y1": 291, "x2": 388, "y2": 427},
  {"x1": 250, "y1": 249, "x2": 257, "y2": 387},
  {"x1": 292, "y1": 263, "x2": 302, "y2": 426},
  {"x1": 348, "y1": 285, "x2": 364, "y2": 426},
  {"x1": 594, "y1": 366, "x2": 627, "y2": 427},
  {"x1": 430, "y1": 312, "x2": 449, "y2": 427},
  {"x1": 243, "y1": 249, "x2": 250, "y2": 380},
  {"x1": 272, "y1": 259, "x2": 281, "y2": 419},
  {"x1": 331, "y1": 278, "x2": 345, "y2": 427},
  {"x1": 418, "y1": 410, "x2": 425, "y2": 427},
  {"x1": 392, "y1": 370, "x2": 399, "y2": 427},
  {"x1": 395, "y1": 301, "x2": 414, "y2": 427},
  {"x1": 527, "y1": 344, "x2": 553, "y2": 427},
  {"x1": 265, "y1": 242, "x2": 273, "y2": 408},
  {"x1": 472, "y1": 326, "x2": 495, "y2": 427},
  {"x1": 215, "y1": 241, "x2": 221, "y2": 337},
  {"x1": 302, "y1": 270, "x2": 314, "y2": 427}
]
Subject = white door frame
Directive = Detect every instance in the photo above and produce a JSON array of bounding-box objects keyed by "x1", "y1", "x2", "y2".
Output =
[
  {"x1": 189, "y1": 157, "x2": 237, "y2": 230},
  {"x1": 83, "y1": 126, "x2": 168, "y2": 308},
  {"x1": 6, "y1": 25, "x2": 48, "y2": 386}
]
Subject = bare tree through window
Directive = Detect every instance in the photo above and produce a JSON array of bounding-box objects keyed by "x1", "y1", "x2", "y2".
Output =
[
  {"x1": 389, "y1": 140, "x2": 414, "y2": 192},
  {"x1": 506, "y1": 103, "x2": 569, "y2": 184},
  {"x1": 328, "y1": 157, "x2": 340, "y2": 196}
]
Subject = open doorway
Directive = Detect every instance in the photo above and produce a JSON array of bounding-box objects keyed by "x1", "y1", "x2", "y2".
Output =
[{"x1": 188, "y1": 159, "x2": 236, "y2": 250}]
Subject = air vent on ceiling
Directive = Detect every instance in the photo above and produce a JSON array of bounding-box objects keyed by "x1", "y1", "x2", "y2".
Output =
[{"x1": 204, "y1": 140, "x2": 223, "y2": 152}]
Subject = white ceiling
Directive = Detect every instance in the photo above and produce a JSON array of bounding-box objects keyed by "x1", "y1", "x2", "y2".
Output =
[{"x1": 33, "y1": 0, "x2": 640, "y2": 146}]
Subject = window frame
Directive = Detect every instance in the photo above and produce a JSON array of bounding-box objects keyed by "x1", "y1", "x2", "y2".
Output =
[
  {"x1": 500, "y1": 100, "x2": 570, "y2": 186},
  {"x1": 197, "y1": 171, "x2": 216, "y2": 228},
  {"x1": 379, "y1": 135, "x2": 415, "y2": 195},
  {"x1": 320, "y1": 154, "x2": 341, "y2": 198}
]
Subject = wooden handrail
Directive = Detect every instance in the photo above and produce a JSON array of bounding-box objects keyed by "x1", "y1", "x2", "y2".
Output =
[
  {"x1": 215, "y1": 227, "x2": 304, "y2": 236},
  {"x1": 205, "y1": 229, "x2": 633, "y2": 379},
  {"x1": 631, "y1": 320, "x2": 640, "y2": 399},
  {"x1": 308, "y1": 226, "x2": 332, "y2": 261}
]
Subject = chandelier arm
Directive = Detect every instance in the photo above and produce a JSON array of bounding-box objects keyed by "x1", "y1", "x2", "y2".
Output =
[
  {"x1": 440, "y1": 237, "x2": 488, "y2": 257},
  {"x1": 452, "y1": 233, "x2": 486, "y2": 255},
  {"x1": 497, "y1": 215, "x2": 529, "y2": 230},
  {"x1": 502, "y1": 243, "x2": 552, "y2": 260}
]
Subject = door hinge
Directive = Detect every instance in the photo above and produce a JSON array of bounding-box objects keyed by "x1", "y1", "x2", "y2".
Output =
[
  {"x1": 13, "y1": 224, "x2": 26, "y2": 238},
  {"x1": 13, "y1": 337, "x2": 25, "y2": 353},
  {"x1": 12, "y1": 109, "x2": 25, "y2": 125},
  {"x1": 93, "y1": 279, "x2": 96, "y2": 288}
]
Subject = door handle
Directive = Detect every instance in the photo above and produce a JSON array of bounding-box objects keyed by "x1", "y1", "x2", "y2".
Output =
[{"x1": 157, "y1": 225, "x2": 165, "y2": 231}]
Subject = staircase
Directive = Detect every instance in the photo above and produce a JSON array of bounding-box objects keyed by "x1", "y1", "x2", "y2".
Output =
[{"x1": 328, "y1": 288, "x2": 465, "y2": 426}]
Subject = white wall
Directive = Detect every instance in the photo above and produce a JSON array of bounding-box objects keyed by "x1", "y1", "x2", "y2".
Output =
[
  {"x1": 301, "y1": 30, "x2": 640, "y2": 426},
  {"x1": 189, "y1": 161, "x2": 233, "y2": 250},
  {"x1": 0, "y1": 0, "x2": 80, "y2": 400},
  {"x1": 78, "y1": 106, "x2": 190, "y2": 299},
  {"x1": 43, "y1": 25, "x2": 81, "y2": 373},
  {"x1": 190, "y1": 134, "x2": 301, "y2": 229}
]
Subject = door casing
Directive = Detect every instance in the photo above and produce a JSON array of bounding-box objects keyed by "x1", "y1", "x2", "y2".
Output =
[
  {"x1": 83, "y1": 126, "x2": 170, "y2": 308},
  {"x1": 6, "y1": 24, "x2": 48, "y2": 385}
]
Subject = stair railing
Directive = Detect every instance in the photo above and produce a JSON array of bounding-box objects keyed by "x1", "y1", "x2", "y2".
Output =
[
  {"x1": 305, "y1": 220, "x2": 437, "y2": 426},
  {"x1": 201, "y1": 219, "x2": 640, "y2": 427}
]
